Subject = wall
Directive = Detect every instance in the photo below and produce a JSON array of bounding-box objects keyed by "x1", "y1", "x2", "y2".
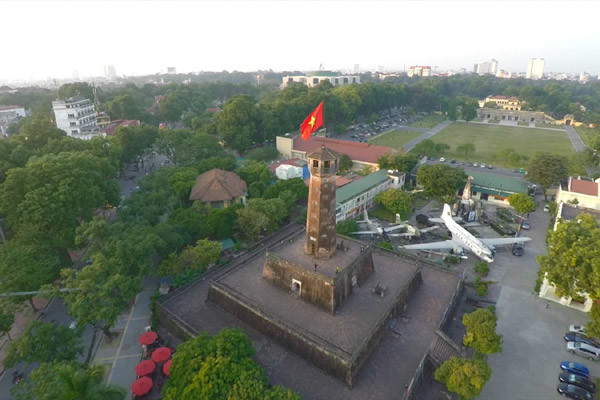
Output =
[
  {"x1": 263, "y1": 253, "x2": 336, "y2": 312},
  {"x1": 276, "y1": 136, "x2": 294, "y2": 158},
  {"x1": 332, "y1": 249, "x2": 375, "y2": 311},
  {"x1": 556, "y1": 187, "x2": 600, "y2": 211},
  {"x1": 477, "y1": 108, "x2": 544, "y2": 123}
]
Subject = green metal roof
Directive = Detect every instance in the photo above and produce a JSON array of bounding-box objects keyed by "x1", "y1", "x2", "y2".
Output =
[
  {"x1": 306, "y1": 71, "x2": 338, "y2": 77},
  {"x1": 336, "y1": 169, "x2": 389, "y2": 206},
  {"x1": 468, "y1": 170, "x2": 528, "y2": 197},
  {"x1": 218, "y1": 238, "x2": 234, "y2": 251}
]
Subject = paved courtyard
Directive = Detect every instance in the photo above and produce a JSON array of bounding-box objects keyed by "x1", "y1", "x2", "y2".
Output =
[{"x1": 477, "y1": 200, "x2": 597, "y2": 400}]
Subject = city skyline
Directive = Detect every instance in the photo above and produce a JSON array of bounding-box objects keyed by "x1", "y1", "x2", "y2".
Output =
[{"x1": 2, "y1": 0, "x2": 600, "y2": 82}]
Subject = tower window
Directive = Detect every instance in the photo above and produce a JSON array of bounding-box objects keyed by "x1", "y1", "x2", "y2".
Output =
[
  {"x1": 324, "y1": 161, "x2": 330, "y2": 168},
  {"x1": 313, "y1": 160, "x2": 319, "y2": 168}
]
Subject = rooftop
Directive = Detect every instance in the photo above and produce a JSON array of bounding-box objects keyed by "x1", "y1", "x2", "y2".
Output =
[
  {"x1": 292, "y1": 135, "x2": 392, "y2": 164},
  {"x1": 0, "y1": 105, "x2": 24, "y2": 111},
  {"x1": 336, "y1": 169, "x2": 390, "y2": 206},
  {"x1": 468, "y1": 170, "x2": 528, "y2": 196},
  {"x1": 268, "y1": 158, "x2": 307, "y2": 173},
  {"x1": 189, "y1": 168, "x2": 247, "y2": 203},
  {"x1": 569, "y1": 177, "x2": 599, "y2": 197},
  {"x1": 307, "y1": 146, "x2": 341, "y2": 161},
  {"x1": 102, "y1": 119, "x2": 141, "y2": 136}
]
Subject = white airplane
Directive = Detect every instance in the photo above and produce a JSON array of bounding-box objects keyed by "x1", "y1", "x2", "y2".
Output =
[
  {"x1": 351, "y1": 210, "x2": 406, "y2": 237},
  {"x1": 399, "y1": 204, "x2": 531, "y2": 262}
]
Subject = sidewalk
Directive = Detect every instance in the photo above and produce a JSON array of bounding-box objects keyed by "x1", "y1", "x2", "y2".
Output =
[
  {"x1": 402, "y1": 120, "x2": 451, "y2": 152},
  {"x1": 93, "y1": 276, "x2": 157, "y2": 399}
]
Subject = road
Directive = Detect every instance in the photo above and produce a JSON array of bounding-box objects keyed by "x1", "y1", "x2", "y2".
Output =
[
  {"x1": 564, "y1": 125, "x2": 587, "y2": 152},
  {"x1": 424, "y1": 159, "x2": 531, "y2": 182},
  {"x1": 0, "y1": 153, "x2": 166, "y2": 400},
  {"x1": 402, "y1": 120, "x2": 451, "y2": 152}
]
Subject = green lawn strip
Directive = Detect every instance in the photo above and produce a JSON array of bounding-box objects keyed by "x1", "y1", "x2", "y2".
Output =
[
  {"x1": 368, "y1": 130, "x2": 422, "y2": 149},
  {"x1": 575, "y1": 126, "x2": 600, "y2": 147},
  {"x1": 409, "y1": 114, "x2": 447, "y2": 129},
  {"x1": 368, "y1": 205, "x2": 397, "y2": 222},
  {"x1": 423, "y1": 122, "x2": 572, "y2": 169}
]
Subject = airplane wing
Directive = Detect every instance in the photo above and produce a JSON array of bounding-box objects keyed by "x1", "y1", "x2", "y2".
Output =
[
  {"x1": 428, "y1": 218, "x2": 444, "y2": 223},
  {"x1": 383, "y1": 224, "x2": 405, "y2": 233},
  {"x1": 480, "y1": 237, "x2": 531, "y2": 247},
  {"x1": 350, "y1": 230, "x2": 378, "y2": 235},
  {"x1": 401, "y1": 240, "x2": 456, "y2": 250}
]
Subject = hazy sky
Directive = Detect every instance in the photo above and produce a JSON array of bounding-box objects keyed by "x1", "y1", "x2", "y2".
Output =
[{"x1": 2, "y1": 0, "x2": 599, "y2": 81}]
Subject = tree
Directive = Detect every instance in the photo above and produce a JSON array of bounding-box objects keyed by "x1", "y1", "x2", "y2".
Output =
[
  {"x1": 434, "y1": 357, "x2": 491, "y2": 400},
  {"x1": 457, "y1": 143, "x2": 475, "y2": 159},
  {"x1": 263, "y1": 178, "x2": 308, "y2": 201},
  {"x1": 413, "y1": 139, "x2": 437, "y2": 158},
  {"x1": 58, "y1": 83, "x2": 94, "y2": 101},
  {"x1": 462, "y1": 308, "x2": 502, "y2": 355},
  {"x1": 3, "y1": 321, "x2": 83, "y2": 368},
  {"x1": 448, "y1": 104, "x2": 458, "y2": 122},
  {"x1": 179, "y1": 239, "x2": 221, "y2": 272},
  {"x1": 215, "y1": 95, "x2": 264, "y2": 153},
  {"x1": 162, "y1": 328, "x2": 299, "y2": 400},
  {"x1": 113, "y1": 124, "x2": 158, "y2": 164},
  {"x1": 156, "y1": 129, "x2": 226, "y2": 166},
  {"x1": 462, "y1": 103, "x2": 477, "y2": 122},
  {"x1": 336, "y1": 219, "x2": 359, "y2": 237},
  {"x1": 528, "y1": 152, "x2": 568, "y2": 200},
  {"x1": 235, "y1": 160, "x2": 271, "y2": 187},
  {"x1": 378, "y1": 153, "x2": 418, "y2": 173},
  {"x1": 374, "y1": 188, "x2": 412, "y2": 218},
  {"x1": 0, "y1": 302, "x2": 15, "y2": 341},
  {"x1": 417, "y1": 164, "x2": 467, "y2": 204},
  {"x1": 537, "y1": 214, "x2": 600, "y2": 301},
  {"x1": 12, "y1": 362, "x2": 126, "y2": 400},
  {"x1": 508, "y1": 193, "x2": 535, "y2": 215},
  {"x1": 434, "y1": 142, "x2": 450, "y2": 155},
  {"x1": 586, "y1": 303, "x2": 600, "y2": 339},
  {"x1": 103, "y1": 93, "x2": 143, "y2": 120},
  {"x1": 338, "y1": 154, "x2": 353, "y2": 173}
]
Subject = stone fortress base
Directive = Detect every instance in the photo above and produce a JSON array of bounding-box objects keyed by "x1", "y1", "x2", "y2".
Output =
[{"x1": 209, "y1": 231, "x2": 421, "y2": 386}]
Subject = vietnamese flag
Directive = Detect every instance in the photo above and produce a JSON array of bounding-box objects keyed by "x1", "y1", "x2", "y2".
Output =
[{"x1": 300, "y1": 101, "x2": 323, "y2": 140}]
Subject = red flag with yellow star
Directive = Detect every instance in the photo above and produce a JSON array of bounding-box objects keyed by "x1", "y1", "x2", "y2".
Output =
[{"x1": 300, "y1": 101, "x2": 323, "y2": 140}]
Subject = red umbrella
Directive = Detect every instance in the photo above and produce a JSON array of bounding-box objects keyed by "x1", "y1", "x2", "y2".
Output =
[
  {"x1": 151, "y1": 347, "x2": 172, "y2": 363},
  {"x1": 131, "y1": 376, "x2": 153, "y2": 396},
  {"x1": 163, "y1": 359, "x2": 171, "y2": 376},
  {"x1": 134, "y1": 359, "x2": 156, "y2": 376},
  {"x1": 138, "y1": 331, "x2": 158, "y2": 345}
]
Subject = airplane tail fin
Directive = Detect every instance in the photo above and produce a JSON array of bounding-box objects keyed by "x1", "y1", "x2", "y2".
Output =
[{"x1": 443, "y1": 204, "x2": 452, "y2": 218}]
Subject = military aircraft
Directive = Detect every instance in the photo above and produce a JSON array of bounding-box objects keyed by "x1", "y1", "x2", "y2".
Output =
[
  {"x1": 399, "y1": 204, "x2": 531, "y2": 262},
  {"x1": 350, "y1": 210, "x2": 406, "y2": 237}
]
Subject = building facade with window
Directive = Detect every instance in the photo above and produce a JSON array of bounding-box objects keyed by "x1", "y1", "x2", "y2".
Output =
[
  {"x1": 0, "y1": 105, "x2": 26, "y2": 135},
  {"x1": 335, "y1": 169, "x2": 405, "y2": 222},
  {"x1": 281, "y1": 71, "x2": 360, "y2": 88},
  {"x1": 478, "y1": 95, "x2": 522, "y2": 111},
  {"x1": 52, "y1": 97, "x2": 102, "y2": 140}
]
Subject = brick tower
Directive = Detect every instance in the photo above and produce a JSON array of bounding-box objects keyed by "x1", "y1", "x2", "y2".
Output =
[{"x1": 305, "y1": 146, "x2": 339, "y2": 259}]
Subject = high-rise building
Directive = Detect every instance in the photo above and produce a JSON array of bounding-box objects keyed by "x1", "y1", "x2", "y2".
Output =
[
  {"x1": 407, "y1": 66, "x2": 431, "y2": 77},
  {"x1": 526, "y1": 58, "x2": 545, "y2": 80},
  {"x1": 104, "y1": 65, "x2": 117, "y2": 80},
  {"x1": 474, "y1": 59, "x2": 498, "y2": 75},
  {"x1": 167, "y1": 67, "x2": 177, "y2": 74},
  {"x1": 52, "y1": 97, "x2": 102, "y2": 140},
  {"x1": 353, "y1": 64, "x2": 359, "y2": 74},
  {"x1": 490, "y1": 59, "x2": 498, "y2": 75}
]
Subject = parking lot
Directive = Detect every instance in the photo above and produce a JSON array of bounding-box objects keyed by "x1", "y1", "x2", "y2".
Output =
[
  {"x1": 477, "y1": 200, "x2": 597, "y2": 400},
  {"x1": 334, "y1": 112, "x2": 422, "y2": 143}
]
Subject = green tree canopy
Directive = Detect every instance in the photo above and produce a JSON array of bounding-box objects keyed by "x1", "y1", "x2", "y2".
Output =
[
  {"x1": 434, "y1": 357, "x2": 491, "y2": 400},
  {"x1": 3, "y1": 321, "x2": 82, "y2": 368},
  {"x1": 527, "y1": 152, "x2": 568, "y2": 200},
  {"x1": 338, "y1": 153, "x2": 353, "y2": 173},
  {"x1": 215, "y1": 95, "x2": 264, "y2": 153},
  {"x1": 113, "y1": 124, "x2": 158, "y2": 164},
  {"x1": 374, "y1": 188, "x2": 412, "y2": 218},
  {"x1": 508, "y1": 193, "x2": 535, "y2": 215},
  {"x1": 162, "y1": 328, "x2": 299, "y2": 400},
  {"x1": 457, "y1": 143, "x2": 476, "y2": 159},
  {"x1": 416, "y1": 164, "x2": 467, "y2": 204},
  {"x1": 12, "y1": 362, "x2": 125, "y2": 400},
  {"x1": 462, "y1": 308, "x2": 502, "y2": 355},
  {"x1": 413, "y1": 139, "x2": 438, "y2": 158},
  {"x1": 336, "y1": 219, "x2": 359, "y2": 237}
]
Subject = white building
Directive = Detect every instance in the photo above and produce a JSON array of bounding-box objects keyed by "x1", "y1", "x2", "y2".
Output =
[
  {"x1": 407, "y1": 66, "x2": 431, "y2": 77},
  {"x1": 275, "y1": 164, "x2": 303, "y2": 180},
  {"x1": 0, "y1": 105, "x2": 26, "y2": 135},
  {"x1": 52, "y1": 97, "x2": 102, "y2": 140},
  {"x1": 104, "y1": 65, "x2": 117, "y2": 80},
  {"x1": 526, "y1": 58, "x2": 545, "y2": 80},
  {"x1": 474, "y1": 59, "x2": 498, "y2": 75},
  {"x1": 281, "y1": 71, "x2": 360, "y2": 88},
  {"x1": 335, "y1": 169, "x2": 405, "y2": 223}
]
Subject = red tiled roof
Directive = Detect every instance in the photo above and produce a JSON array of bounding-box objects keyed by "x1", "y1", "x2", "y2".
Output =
[
  {"x1": 189, "y1": 168, "x2": 247, "y2": 202},
  {"x1": 570, "y1": 178, "x2": 598, "y2": 196},
  {"x1": 292, "y1": 135, "x2": 392, "y2": 164},
  {"x1": 205, "y1": 107, "x2": 220, "y2": 113},
  {"x1": 102, "y1": 119, "x2": 141, "y2": 136}
]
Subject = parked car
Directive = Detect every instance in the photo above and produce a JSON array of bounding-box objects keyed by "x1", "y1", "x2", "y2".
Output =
[
  {"x1": 559, "y1": 372, "x2": 596, "y2": 393},
  {"x1": 512, "y1": 243, "x2": 524, "y2": 256},
  {"x1": 521, "y1": 220, "x2": 530, "y2": 230},
  {"x1": 473, "y1": 163, "x2": 478, "y2": 167},
  {"x1": 560, "y1": 361, "x2": 590, "y2": 378},
  {"x1": 480, "y1": 163, "x2": 486, "y2": 168},
  {"x1": 544, "y1": 204, "x2": 551, "y2": 213},
  {"x1": 439, "y1": 157, "x2": 446, "y2": 162},
  {"x1": 557, "y1": 382, "x2": 594, "y2": 399},
  {"x1": 571, "y1": 325, "x2": 586, "y2": 334},
  {"x1": 565, "y1": 332, "x2": 596, "y2": 345},
  {"x1": 487, "y1": 164, "x2": 493, "y2": 169},
  {"x1": 567, "y1": 341, "x2": 600, "y2": 361},
  {"x1": 450, "y1": 159, "x2": 456, "y2": 164}
]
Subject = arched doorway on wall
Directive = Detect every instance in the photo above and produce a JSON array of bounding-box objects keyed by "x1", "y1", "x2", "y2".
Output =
[{"x1": 565, "y1": 120, "x2": 572, "y2": 126}]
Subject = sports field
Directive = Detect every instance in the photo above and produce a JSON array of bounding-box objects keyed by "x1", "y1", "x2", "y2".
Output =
[
  {"x1": 368, "y1": 129, "x2": 422, "y2": 149},
  {"x1": 430, "y1": 122, "x2": 573, "y2": 168}
]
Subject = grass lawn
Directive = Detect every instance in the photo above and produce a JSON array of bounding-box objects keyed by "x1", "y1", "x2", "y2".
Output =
[
  {"x1": 368, "y1": 205, "x2": 398, "y2": 222},
  {"x1": 409, "y1": 114, "x2": 447, "y2": 129},
  {"x1": 575, "y1": 126, "x2": 599, "y2": 147},
  {"x1": 427, "y1": 122, "x2": 573, "y2": 168},
  {"x1": 368, "y1": 129, "x2": 421, "y2": 149}
]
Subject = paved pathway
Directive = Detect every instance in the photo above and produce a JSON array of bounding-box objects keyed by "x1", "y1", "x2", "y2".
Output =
[
  {"x1": 94, "y1": 276, "x2": 157, "y2": 399},
  {"x1": 402, "y1": 120, "x2": 451, "y2": 152},
  {"x1": 564, "y1": 125, "x2": 587, "y2": 152}
]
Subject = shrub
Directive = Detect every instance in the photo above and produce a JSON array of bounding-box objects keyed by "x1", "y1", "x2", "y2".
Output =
[
  {"x1": 475, "y1": 276, "x2": 490, "y2": 297},
  {"x1": 474, "y1": 261, "x2": 489, "y2": 277},
  {"x1": 377, "y1": 241, "x2": 393, "y2": 251}
]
